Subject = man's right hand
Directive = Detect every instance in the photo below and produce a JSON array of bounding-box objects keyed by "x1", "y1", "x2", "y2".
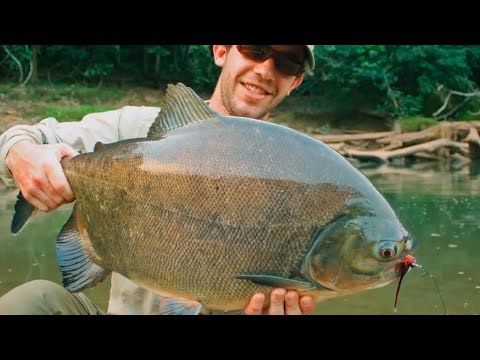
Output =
[{"x1": 5, "y1": 140, "x2": 79, "y2": 212}]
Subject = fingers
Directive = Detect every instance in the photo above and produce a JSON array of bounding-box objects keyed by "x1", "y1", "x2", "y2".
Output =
[
  {"x1": 57, "y1": 143, "x2": 80, "y2": 161},
  {"x1": 274, "y1": 290, "x2": 306, "y2": 315},
  {"x1": 23, "y1": 185, "x2": 60, "y2": 213},
  {"x1": 284, "y1": 290, "x2": 303, "y2": 315},
  {"x1": 244, "y1": 291, "x2": 315, "y2": 315},
  {"x1": 244, "y1": 293, "x2": 265, "y2": 315},
  {"x1": 20, "y1": 162, "x2": 72, "y2": 212},
  {"x1": 7, "y1": 142, "x2": 78, "y2": 212},
  {"x1": 267, "y1": 288, "x2": 287, "y2": 315},
  {"x1": 44, "y1": 160, "x2": 75, "y2": 203},
  {"x1": 21, "y1": 192, "x2": 50, "y2": 213},
  {"x1": 299, "y1": 296, "x2": 316, "y2": 314},
  {"x1": 53, "y1": 144, "x2": 78, "y2": 203}
]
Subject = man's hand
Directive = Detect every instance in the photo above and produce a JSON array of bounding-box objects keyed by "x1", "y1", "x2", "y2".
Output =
[
  {"x1": 5, "y1": 140, "x2": 78, "y2": 212},
  {"x1": 244, "y1": 289, "x2": 315, "y2": 315}
]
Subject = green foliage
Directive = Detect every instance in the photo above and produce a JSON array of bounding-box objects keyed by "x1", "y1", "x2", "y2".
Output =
[
  {"x1": 0, "y1": 82, "x2": 123, "y2": 103},
  {"x1": 40, "y1": 45, "x2": 119, "y2": 83},
  {"x1": 1, "y1": 82, "x2": 124, "y2": 122},
  {"x1": 187, "y1": 45, "x2": 219, "y2": 92},
  {"x1": 0, "y1": 82, "x2": 14, "y2": 95},
  {"x1": 454, "y1": 97, "x2": 480, "y2": 121},
  {"x1": 308, "y1": 45, "x2": 480, "y2": 120},
  {"x1": 0, "y1": 45, "x2": 32, "y2": 74},
  {"x1": 398, "y1": 116, "x2": 438, "y2": 132},
  {"x1": 2, "y1": 45, "x2": 480, "y2": 125},
  {"x1": 27, "y1": 104, "x2": 119, "y2": 122},
  {"x1": 60, "y1": 83, "x2": 123, "y2": 103}
]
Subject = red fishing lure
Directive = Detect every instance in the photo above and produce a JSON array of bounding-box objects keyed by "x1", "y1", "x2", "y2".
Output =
[{"x1": 394, "y1": 254, "x2": 416, "y2": 309}]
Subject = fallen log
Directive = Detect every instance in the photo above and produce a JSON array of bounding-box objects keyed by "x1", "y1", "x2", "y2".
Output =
[
  {"x1": 377, "y1": 121, "x2": 480, "y2": 146},
  {"x1": 336, "y1": 138, "x2": 468, "y2": 163},
  {"x1": 308, "y1": 121, "x2": 480, "y2": 164},
  {"x1": 312, "y1": 131, "x2": 395, "y2": 143}
]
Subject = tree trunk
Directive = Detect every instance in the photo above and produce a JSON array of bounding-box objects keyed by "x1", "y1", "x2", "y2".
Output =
[
  {"x1": 143, "y1": 47, "x2": 148, "y2": 76},
  {"x1": 154, "y1": 54, "x2": 160, "y2": 76},
  {"x1": 31, "y1": 45, "x2": 40, "y2": 82},
  {"x1": 465, "y1": 127, "x2": 480, "y2": 160}
]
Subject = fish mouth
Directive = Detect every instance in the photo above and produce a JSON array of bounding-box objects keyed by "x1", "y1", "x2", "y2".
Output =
[{"x1": 315, "y1": 257, "x2": 398, "y2": 293}]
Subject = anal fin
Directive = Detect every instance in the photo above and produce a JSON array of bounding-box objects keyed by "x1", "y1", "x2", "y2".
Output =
[{"x1": 158, "y1": 297, "x2": 205, "y2": 315}]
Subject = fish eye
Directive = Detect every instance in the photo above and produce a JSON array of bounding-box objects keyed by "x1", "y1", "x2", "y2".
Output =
[{"x1": 379, "y1": 244, "x2": 397, "y2": 259}]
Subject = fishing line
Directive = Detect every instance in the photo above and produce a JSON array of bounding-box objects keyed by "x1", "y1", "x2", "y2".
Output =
[{"x1": 413, "y1": 263, "x2": 448, "y2": 315}]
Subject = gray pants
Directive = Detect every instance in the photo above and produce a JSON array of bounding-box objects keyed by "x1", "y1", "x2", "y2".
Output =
[{"x1": 0, "y1": 280, "x2": 105, "y2": 315}]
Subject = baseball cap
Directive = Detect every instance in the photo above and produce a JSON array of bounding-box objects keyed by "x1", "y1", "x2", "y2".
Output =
[{"x1": 305, "y1": 45, "x2": 315, "y2": 71}]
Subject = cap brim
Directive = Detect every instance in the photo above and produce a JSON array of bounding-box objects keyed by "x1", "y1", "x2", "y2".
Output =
[{"x1": 305, "y1": 46, "x2": 315, "y2": 71}]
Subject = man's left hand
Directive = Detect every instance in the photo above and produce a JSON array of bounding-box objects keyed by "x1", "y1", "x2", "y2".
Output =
[{"x1": 244, "y1": 289, "x2": 315, "y2": 315}]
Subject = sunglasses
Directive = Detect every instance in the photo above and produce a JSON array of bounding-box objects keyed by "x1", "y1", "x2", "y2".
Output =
[{"x1": 236, "y1": 45, "x2": 306, "y2": 76}]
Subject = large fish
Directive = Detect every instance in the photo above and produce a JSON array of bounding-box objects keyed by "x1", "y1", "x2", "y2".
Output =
[{"x1": 12, "y1": 83, "x2": 416, "y2": 314}]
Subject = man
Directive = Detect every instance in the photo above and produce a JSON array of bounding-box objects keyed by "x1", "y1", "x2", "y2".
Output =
[{"x1": 0, "y1": 45, "x2": 316, "y2": 315}]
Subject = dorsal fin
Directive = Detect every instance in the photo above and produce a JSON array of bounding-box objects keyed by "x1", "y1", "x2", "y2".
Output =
[
  {"x1": 94, "y1": 141, "x2": 104, "y2": 152},
  {"x1": 147, "y1": 82, "x2": 218, "y2": 139}
]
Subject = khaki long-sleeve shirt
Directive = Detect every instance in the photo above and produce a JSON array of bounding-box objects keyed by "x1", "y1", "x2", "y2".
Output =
[{"x1": 0, "y1": 105, "x2": 174, "y2": 314}]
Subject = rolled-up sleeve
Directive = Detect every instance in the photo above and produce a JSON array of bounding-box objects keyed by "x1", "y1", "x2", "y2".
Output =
[{"x1": 0, "y1": 105, "x2": 160, "y2": 188}]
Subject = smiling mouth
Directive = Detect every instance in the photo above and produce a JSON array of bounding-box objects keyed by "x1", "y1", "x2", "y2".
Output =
[{"x1": 243, "y1": 83, "x2": 269, "y2": 95}]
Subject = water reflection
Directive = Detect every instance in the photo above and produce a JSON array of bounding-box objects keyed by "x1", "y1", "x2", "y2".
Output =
[
  {"x1": 316, "y1": 161, "x2": 480, "y2": 315},
  {"x1": 0, "y1": 185, "x2": 111, "y2": 311},
  {"x1": 0, "y1": 162, "x2": 479, "y2": 314}
]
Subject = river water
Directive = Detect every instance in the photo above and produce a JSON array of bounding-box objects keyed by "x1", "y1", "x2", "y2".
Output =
[{"x1": 0, "y1": 161, "x2": 479, "y2": 315}]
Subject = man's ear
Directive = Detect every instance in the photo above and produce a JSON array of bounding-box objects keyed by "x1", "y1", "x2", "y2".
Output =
[
  {"x1": 289, "y1": 75, "x2": 304, "y2": 94},
  {"x1": 213, "y1": 45, "x2": 228, "y2": 67}
]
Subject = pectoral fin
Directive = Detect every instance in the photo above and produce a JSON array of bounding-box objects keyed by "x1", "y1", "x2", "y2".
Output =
[{"x1": 234, "y1": 274, "x2": 316, "y2": 291}]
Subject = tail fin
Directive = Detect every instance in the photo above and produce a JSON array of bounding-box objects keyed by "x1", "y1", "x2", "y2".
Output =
[{"x1": 11, "y1": 192, "x2": 37, "y2": 235}]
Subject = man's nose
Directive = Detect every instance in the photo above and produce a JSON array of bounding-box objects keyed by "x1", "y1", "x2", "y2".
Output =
[{"x1": 253, "y1": 57, "x2": 276, "y2": 79}]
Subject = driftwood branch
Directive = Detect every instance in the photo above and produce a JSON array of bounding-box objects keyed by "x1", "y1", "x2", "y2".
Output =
[
  {"x1": 433, "y1": 88, "x2": 480, "y2": 119},
  {"x1": 312, "y1": 121, "x2": 479, "y2": 164},
  {"x1": 378, "y1": 121, "x2": 480, "y2": 146},
  {"x1": 437, "y1": 97, "x2": 471, "y2": 120},
  {"x1": 339, "y1": 139, "x2": 468, "y2": 163},
  {"x1": 312, "y1": 131, "x2": 395, "y2": 143}
]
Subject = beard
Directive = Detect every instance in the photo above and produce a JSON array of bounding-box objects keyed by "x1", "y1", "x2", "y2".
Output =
[{"x1": 220, "y1": 77, "x2": 282, "y2": 121}]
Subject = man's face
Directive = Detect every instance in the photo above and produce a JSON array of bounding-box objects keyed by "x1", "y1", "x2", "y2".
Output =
[{"x1": 212, "y1": 45, "x2": 305, "y2": 120}]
